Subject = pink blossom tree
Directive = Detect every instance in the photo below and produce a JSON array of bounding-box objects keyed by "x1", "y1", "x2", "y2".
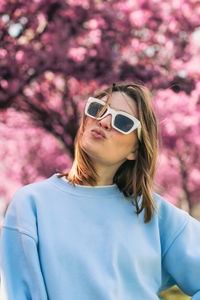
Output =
[
  {"x1": 0, "y1": 109, "x2": 72, "y2": 215},
  {"x1": 154, "y1": 82, "x2": 200, "y2": 213}
]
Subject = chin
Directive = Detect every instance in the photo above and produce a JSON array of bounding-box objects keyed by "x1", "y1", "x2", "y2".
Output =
[{"x1": 81, "y1": 137, "x2": 101, "y2": 154}]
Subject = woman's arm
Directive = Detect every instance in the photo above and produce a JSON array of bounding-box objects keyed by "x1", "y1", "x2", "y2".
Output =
[
  {"x1": 162, "y1": 214, "x2": 200, "y2": 299},
  {"x1": 0, "y1": 226, "x2": 48, "y2": 300},
  {"x1": 0, "y1": 186, "x2": 49, "y2": 300}
]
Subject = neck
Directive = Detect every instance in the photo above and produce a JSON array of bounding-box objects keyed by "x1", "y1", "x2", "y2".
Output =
[
  {"x1": 89, "y1": 159, "x2": 124, "y2": 186},
  {"x1": 94, "y1": 169, "x2": 114, "y2": 186},
  {"x1": 68, "y1": 160, "x2": 122, "y2": 187}
]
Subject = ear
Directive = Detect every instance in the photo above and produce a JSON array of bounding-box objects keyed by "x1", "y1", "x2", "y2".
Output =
[{"x1": 126, "y1": 151, "x2": 136, "y2": 161}]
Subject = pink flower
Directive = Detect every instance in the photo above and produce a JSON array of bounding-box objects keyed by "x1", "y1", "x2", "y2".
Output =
[{"x1": 68, "y1": 47, "x2": 87, "y2": 62}]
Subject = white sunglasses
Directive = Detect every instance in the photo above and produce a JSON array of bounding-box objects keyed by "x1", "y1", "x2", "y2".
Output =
[{"x1": 85, "y1": 97, "x2": 142, "y2": 140}]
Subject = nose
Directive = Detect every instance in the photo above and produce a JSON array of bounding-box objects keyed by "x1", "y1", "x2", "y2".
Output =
[{"x1": 98, "y1": 114, "x2": 112, "y2": 131}]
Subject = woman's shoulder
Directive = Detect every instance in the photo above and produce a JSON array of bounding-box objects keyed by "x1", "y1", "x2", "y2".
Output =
[
  {"x1": 9, "y1": 173, "x2": 57, "y2": 205},
  {"x1": 152, "y1": 192, "x2": 190, "y2": 251},
  {"x1": 3, "y1": 174, "x2": 57, "y2": 232},
  {"x1": 152, "y1": 192, "x2": 189, "y2": 224}
]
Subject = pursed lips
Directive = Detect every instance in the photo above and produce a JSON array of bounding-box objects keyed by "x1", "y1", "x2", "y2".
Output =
[{"x1": 91, "y1": 128, "x2": 106, "y2": 138}]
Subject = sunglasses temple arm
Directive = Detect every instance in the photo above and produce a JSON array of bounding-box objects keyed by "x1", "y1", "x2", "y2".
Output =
[{"x1": 137, "y1": 124, "x2": 142, "y2": 142}]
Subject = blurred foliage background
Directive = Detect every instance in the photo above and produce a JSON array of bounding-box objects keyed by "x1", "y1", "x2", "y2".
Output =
[{"x1": 0, "y1": 0, "x2": 200, "y2": 298}]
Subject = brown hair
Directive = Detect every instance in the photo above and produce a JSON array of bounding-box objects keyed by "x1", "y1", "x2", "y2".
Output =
[{"x1": 58, "y1": 82, "x2": 158, "y2": 223}]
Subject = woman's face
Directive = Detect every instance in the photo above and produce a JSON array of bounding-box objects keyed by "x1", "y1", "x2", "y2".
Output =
[{"x1": 80, "y1": 91, "x2": 139, "y2": 168}]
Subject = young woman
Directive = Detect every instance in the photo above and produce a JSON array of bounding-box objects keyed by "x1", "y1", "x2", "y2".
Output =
[{"x1": 1, "y1": 82, "x2": 200, "y2": 299}]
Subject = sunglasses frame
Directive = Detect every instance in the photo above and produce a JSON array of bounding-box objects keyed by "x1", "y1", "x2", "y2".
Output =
[{"x1": 85, "y1": 97, "x2": 142, "y2": 140}]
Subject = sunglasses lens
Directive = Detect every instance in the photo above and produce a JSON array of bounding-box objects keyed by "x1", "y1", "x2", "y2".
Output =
[
  {"x1": 87, "y1": 102, "x2": 107, "y2": 118},
  {"x1": 114, "y1": 114, "x2": 134, "y2": 133}
]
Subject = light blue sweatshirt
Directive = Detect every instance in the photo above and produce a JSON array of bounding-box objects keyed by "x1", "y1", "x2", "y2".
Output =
[{"x1": 1, "y1": 173, "x2": 200, "y2": 300}]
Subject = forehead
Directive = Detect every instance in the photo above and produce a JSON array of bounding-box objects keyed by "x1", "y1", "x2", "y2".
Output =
[{"x1": 101, "y1": 91, "x2": 138, "y2": 116}]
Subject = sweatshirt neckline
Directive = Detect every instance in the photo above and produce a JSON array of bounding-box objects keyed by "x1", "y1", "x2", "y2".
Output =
[{"x1": 49, "y1": 173, "x2": 120, "y2": 197}]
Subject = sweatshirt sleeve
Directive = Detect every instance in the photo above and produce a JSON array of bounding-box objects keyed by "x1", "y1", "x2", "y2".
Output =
[
  {"x1": 162, "y1": 213, "x2": 200, "y2": 299},
  {"x1": 0, "y1": 187, "x2": 48, "y2": 300}
]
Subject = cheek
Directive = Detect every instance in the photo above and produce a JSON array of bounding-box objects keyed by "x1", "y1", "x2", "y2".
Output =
[
  {"x1": 83, "y1": 117, "x2": 95, "y2": 130},
  {"x1": 80, "y1": 118, "x2": 96, "y2": 148},
  {"x1": 106, "y1": 132, "x2": 137, "y2": 161},
  {"x1": 81, "y1": 118, "x2": 92, "y2": 141},
  {"x1": 113, "y1": 131, "x2": 136, "y2": 150}
]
